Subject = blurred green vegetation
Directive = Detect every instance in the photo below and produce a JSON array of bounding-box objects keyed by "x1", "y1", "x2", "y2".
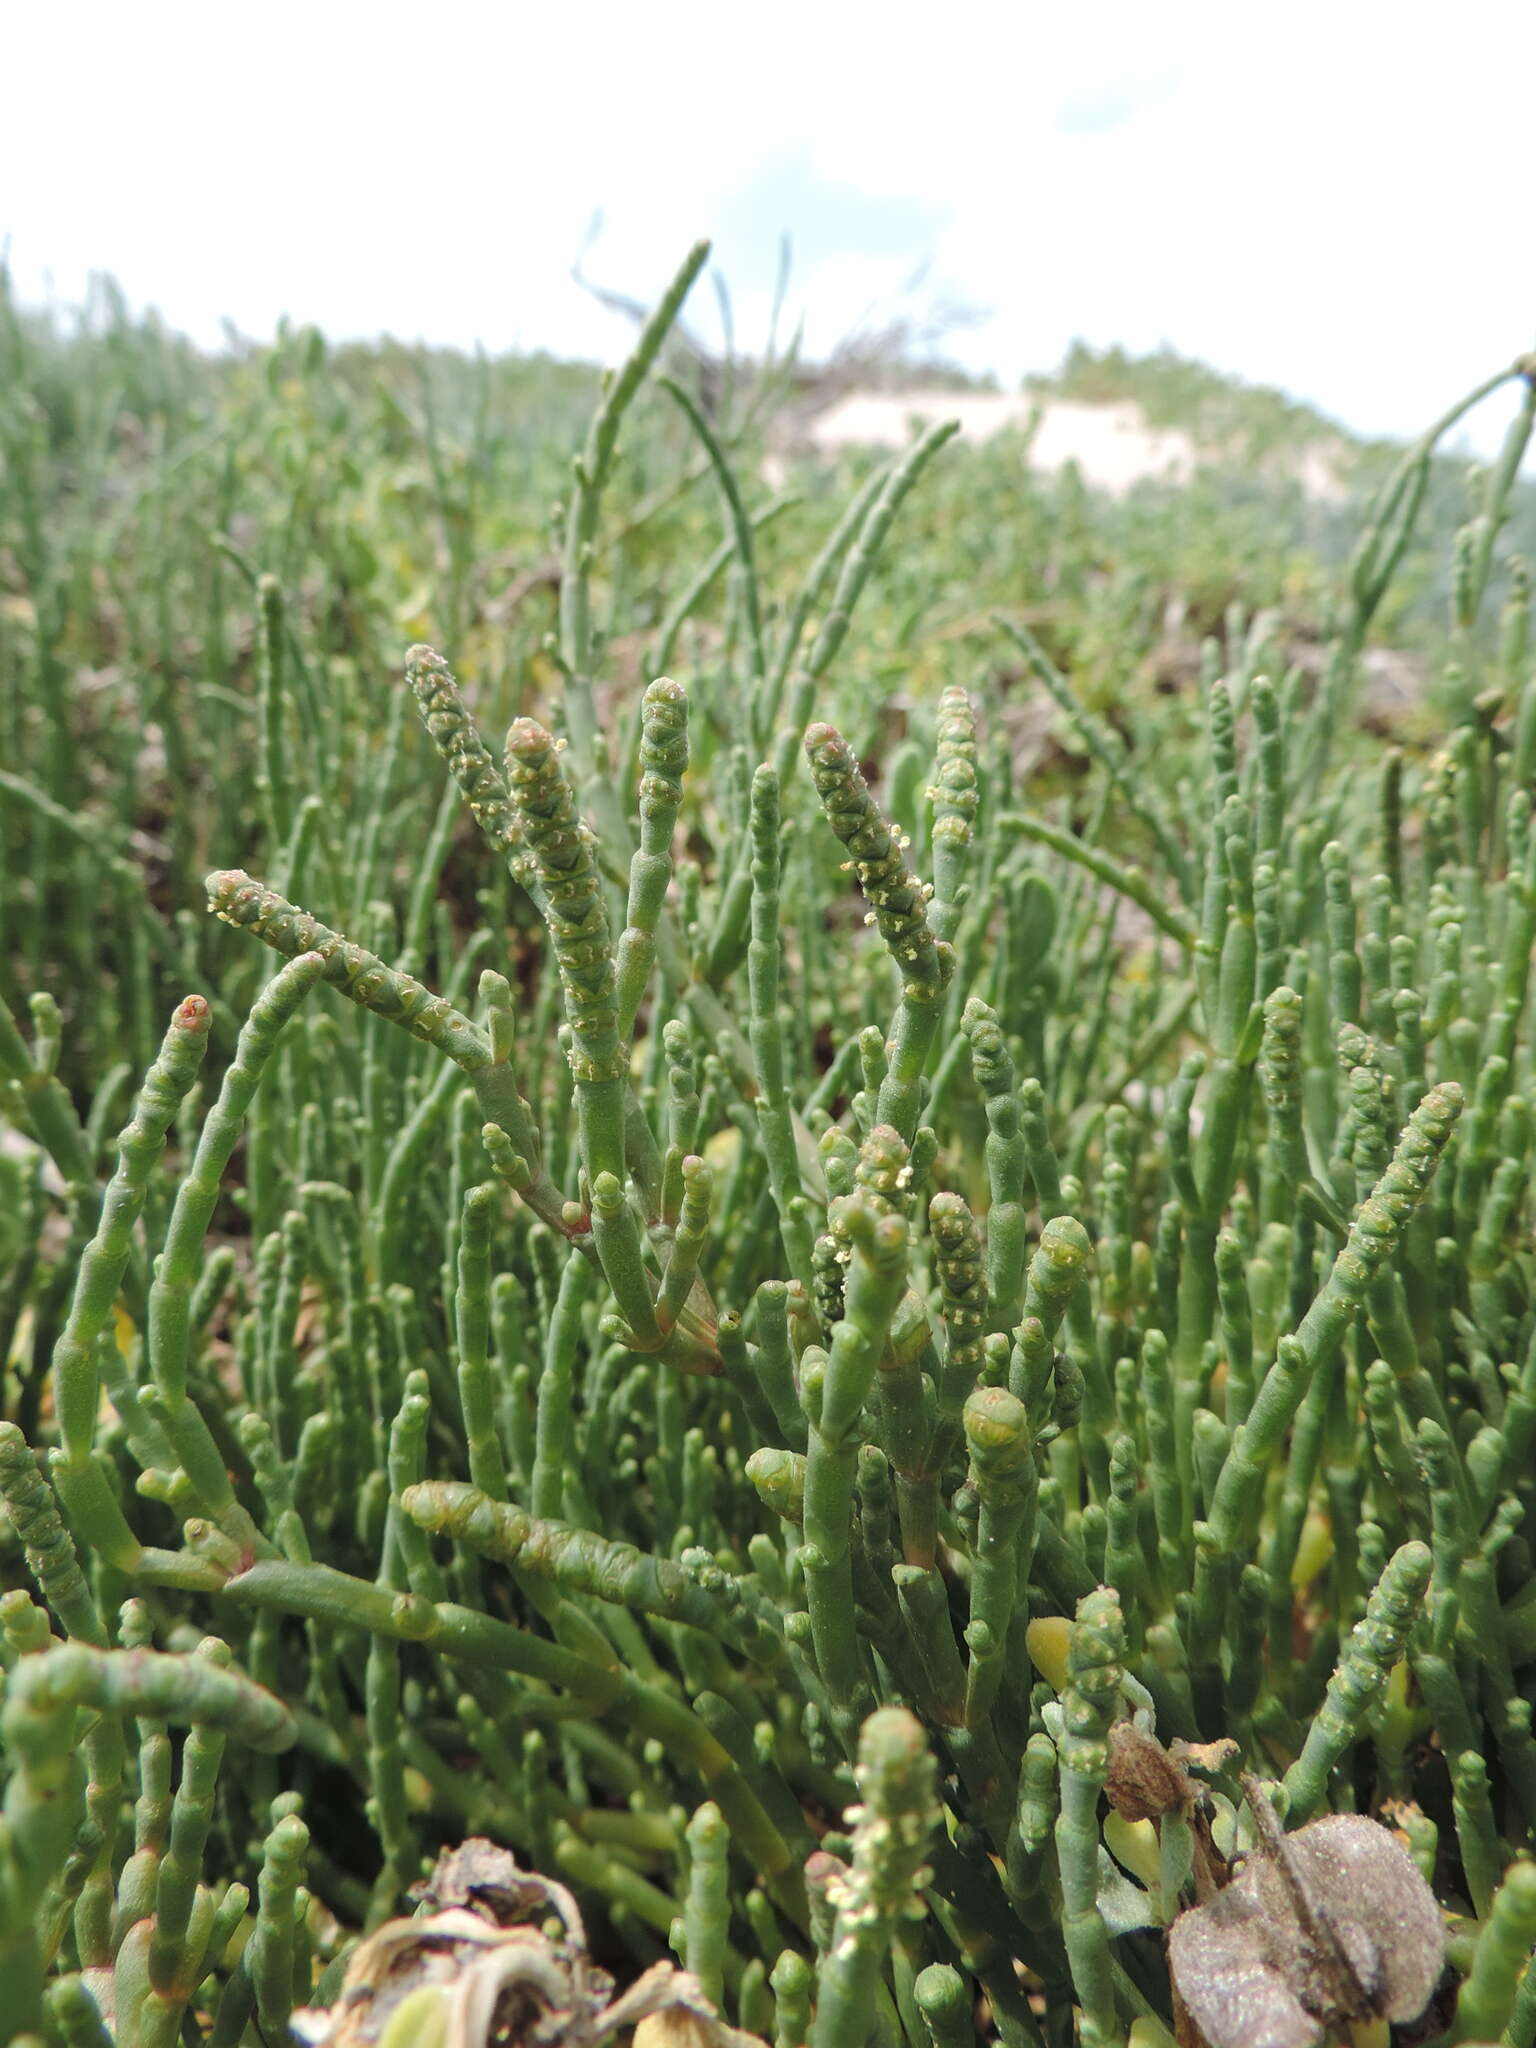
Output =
[{"x1": 2, "y1": 267, "x2": 1530, "y2": 1089}]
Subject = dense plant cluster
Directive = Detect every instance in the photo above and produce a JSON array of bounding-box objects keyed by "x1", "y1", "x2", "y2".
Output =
[{"x1": 4, "y1": 246, "x2": 1536, "y2": 2048}]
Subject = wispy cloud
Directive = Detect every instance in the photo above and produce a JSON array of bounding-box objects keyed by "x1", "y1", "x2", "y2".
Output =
[{"x1": 1054, "y1": 72, "x2": 1180, "y2": 138}]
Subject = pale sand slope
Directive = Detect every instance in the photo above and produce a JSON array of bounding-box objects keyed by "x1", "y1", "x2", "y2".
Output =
[{"x1": 788, "y1": 389, "x2": 1347, "y2": 501}]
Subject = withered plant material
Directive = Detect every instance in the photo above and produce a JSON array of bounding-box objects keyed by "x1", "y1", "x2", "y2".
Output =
[
  {"x1": 1104, "y1": 1721, "x2": 1200, "y2": 1824},
  {"x1": 1167, "y1": 1778, "x2": 1444, "y2": 2048},
  {"x1": 1104, "y1": 1721, "x2": 1233, "y2": 1902},
  {"x1": 293, "y1": 1843, "x2": 766, "y2": 2048},
  {"x1": 415, "y1": 1839, "x2": 581, "y2": 1927}
]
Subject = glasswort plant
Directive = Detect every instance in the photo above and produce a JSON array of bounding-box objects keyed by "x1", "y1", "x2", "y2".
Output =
[{"x1": 3, "y1": 246, "x2": 1536, "y2": 2048}]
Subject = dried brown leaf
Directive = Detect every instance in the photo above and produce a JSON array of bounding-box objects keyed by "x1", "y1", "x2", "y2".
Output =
[{"x1": 1105, "y1": 1721, "x2": 1199, "y2": 1822}]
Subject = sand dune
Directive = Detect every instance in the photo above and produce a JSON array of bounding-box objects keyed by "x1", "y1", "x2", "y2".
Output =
[{"x1": 786, "y1": 388, "x2": 1347, "y2": 501}]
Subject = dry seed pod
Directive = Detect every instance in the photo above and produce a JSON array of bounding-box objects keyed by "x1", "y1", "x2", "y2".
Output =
[{"x1": 1167, "y1": 1782, "x2": 1444, "y2": 2048}]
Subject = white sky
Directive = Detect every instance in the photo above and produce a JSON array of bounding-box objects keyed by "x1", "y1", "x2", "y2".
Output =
[{"x1": 4, "y1": 0, "x2": 1534, "y2": 457}]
